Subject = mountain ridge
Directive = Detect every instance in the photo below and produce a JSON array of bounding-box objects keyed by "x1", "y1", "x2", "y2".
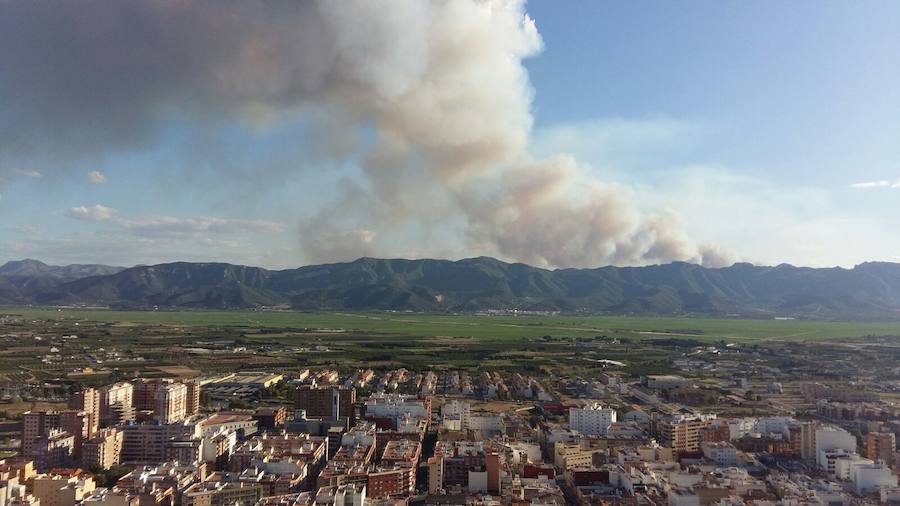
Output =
[{"x1": 2, "y1": 257, "x2": 900, "y2": 318}]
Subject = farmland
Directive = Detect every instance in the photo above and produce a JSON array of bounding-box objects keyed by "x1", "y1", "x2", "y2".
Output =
[{"x1": 6, "y1": 308, "x2": 900, "y2": 342}]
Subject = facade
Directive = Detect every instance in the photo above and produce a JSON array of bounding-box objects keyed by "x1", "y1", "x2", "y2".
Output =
[
  {"x1": 568, "y1": 403, "x2": 616, "y2": 435},
  {"x1": 653, "y1": 413, "x2": 715, "y2": 454},
  {"x1": 69, "y1": 389, "x2": 100, "y2": 438},
  {"x1": 181, "y1": 481, "x2": 262, "y2": 506},
  {"x1": 428, "y1": 441, "x2": 500, "y2": 495},
  {"x1": 28, "y1": 430, "x2": 75, "y2": 472},
  {"x1": 131, "y1": 379, "x2": 160, "y2": 413},
  {"x1": 185, "y1": 380, "x2": 202, "y2": 416},
  {"x1": 293, "y1": 386, "x2": 356, "y2": 423},
  {"x1": 82, "y1": 428, "x2": 123, "y2": 470},
  {"x1": 32, "y1": 474, "x2": 96, "y2": 506},
  {"x1": 701, "y1": 441, "x2": 738, "y2": 467},
  {"x1": 155, "y1": 383, "x2": 188, "y2": 424},
  {"x1": 866, "y1": 432, "x2": 896, "y2": 466},
  {"x1": 119, "y1": 423, "x2": 196, "y2": 464},
  {"x1": 100, "y1": 383, "x2": 135, "y2": 427},
  {"x1": 815, "y1": 426, "x2": 857, "y2": 470},
  {"x1": 21, "y1": 411, "x2": 88, "y2": 468}
]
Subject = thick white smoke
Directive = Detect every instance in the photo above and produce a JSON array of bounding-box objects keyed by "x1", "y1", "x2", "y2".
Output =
[{"x1": 0, "y1": 0, "x2": 729, "y2": 268}]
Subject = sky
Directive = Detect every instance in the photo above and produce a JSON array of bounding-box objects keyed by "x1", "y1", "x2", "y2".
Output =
[{"x1": 1, "y1": 0, "x2": 899, "y2": 269}]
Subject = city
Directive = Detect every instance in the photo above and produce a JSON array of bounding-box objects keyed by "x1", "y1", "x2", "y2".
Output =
[{"x1": 1, "y1": 309, "x2": 900, "y2": 505}]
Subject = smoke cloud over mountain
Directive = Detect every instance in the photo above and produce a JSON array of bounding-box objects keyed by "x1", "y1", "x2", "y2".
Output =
[{"x1": 0, "y1": 0, "x2": 729, "y2": 268}]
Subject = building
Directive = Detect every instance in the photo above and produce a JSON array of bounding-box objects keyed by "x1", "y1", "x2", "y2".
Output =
[
  {"x1": 314, "y1": 484, "x2": 365, "y2": 506},
  {"x1": 815, "y1": 426, "x2": 856, "y2": 470},
  {"x1": 867, "y1": 431, "x2": 896, "y2": 466},
  {"x1": 701, "y1": 441, "x2": 738, "y2": 467},
  {"x1": 203, "y1": 373, "x2": 284, "y2": 402},
  {"x1": 28, "y1": 430, "x2": 75, "y2": 472},
  {"x1": 155, "y1": 383, "x2": 188, "y2": 424},
  {"x1": 69, "y1": 388, "x2": 100, "y2": 438},
  {"x1": 294, "y1": 386, "x2": 355, "y2": 424},
  {"x1": 252, "y1": 407, "x2": 289, "y2": 431},
  {"x1": 568, "y1": 403, "x2": 616, "y2": 435},
  {"x1": 100, "y1": 383, "x2": 135, "y2": 427},
  {"x1": 133, "y1": 379, "x2": 200, "y2": 418},
  {"x1": 32, "y1": 474, "x2": 96, "y2": 506},
  {"x1": 185, "y1": 380, "x2": 202, "y2": 416},
  {"x1": 428, "y1": 441, "x2": 500, "y2": 495},
  {"x1": 82, "y1": 428, "x2": 123, "y2": 470},
  {"x1": 373, "y1": 439, "x2": 421, "y2": 497},
  {"x1": 119, "y1": 423, "x2": 196, "y2": 465},
  {"x1": 363, "y1": 394, "x2": 429, "y2": 428},
  {"x1": 131, "y1": 379, "x2": 160, "y2": 413},
  {"x1": 653, "y1": 413, "x2": 715, "y2": 454},
  {"x1": 645, "y1": 375, "x2": 691, "y2": 390},
  {"x1": 850, "y1": 462, "x2": 898, "y2": 494},
  {"x1": 198, "y1": 414, "x2": 258, "y2": 438},
  {"x1": 553, "y1": 442, "x2": 595, "y2": 471},
  {"x1": 181, "y1": 480, "x2": 262, "y2": 506},
  {"x1": 21, "y1": 411, "x2": 88, "y2": 467}
]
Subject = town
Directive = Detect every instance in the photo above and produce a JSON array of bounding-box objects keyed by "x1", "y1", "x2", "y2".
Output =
[{"x1": 2, "y1": 311, "x2": 900, "y2": 505}]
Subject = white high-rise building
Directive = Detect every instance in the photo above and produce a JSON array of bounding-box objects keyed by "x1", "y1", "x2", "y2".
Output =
[{"x1": 569, "y1": 403, "x2": 616, "y2": 435}]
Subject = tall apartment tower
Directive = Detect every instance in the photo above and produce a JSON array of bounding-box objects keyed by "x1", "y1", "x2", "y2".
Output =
[
  {"x1": 70, "y1": 388, "x2": 100, "y2": 437},
  {"x1": 185, "y1": 379, "x2": 201, "y2": 416},
  {"x1": 867, "y1": 432, "x2": 896, "y2": 465},
  {"x1": 131, "y1": 379, "x2": 161, "y2": 412},
  {"x1": 100, "y1": 382, "x2": 135, "y2": 427},
  {"x1": 155, "y1": 382, "x2": 188, "y2": 423}
]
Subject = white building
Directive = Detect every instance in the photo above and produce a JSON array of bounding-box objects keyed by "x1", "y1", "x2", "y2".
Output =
[
  {"x1": 364, "y1": 393, "x2": 428, "y2": 421},
  {"x1": 848, "y1": 462, "x2": 897, "y2": 494},
  {"x1": 815, "y1": 426, "x2": 856, "y2": 471},
  {"x1": 701, "y1": 441, "x2": 738, "y2": 467},
  {"x1": 568, "y1": 403, "x2": 616, "y2": 435}
]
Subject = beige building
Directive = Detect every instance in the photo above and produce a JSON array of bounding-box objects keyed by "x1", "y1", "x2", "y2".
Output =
[
  {"x1": 155, "y1": 383, "x2": 188, "y2": 424},
  {"x1": 181, "y1": 481, "x2": 262, "y2": 506},
  {"x1": 553, "y1": 442, "x2": 595, "y2": 471},
  {"x1": 32, "y1": 474, "x2": 96, "y2": 506},
  {"x1": 22, "y1": 411, "x2": 88, "y2": 456},
  {"x1": 653, "y1": 413, "x2": 716, "y2": 454},
  {"x1": 100, "y1": 383, "x2": 134, "y2": 427},
  {"x1": 82, "y1": 428, "x2": 123, "y2": 470},
  {"x1": 69, "y1": 388, "x2": 100, "y2": 437}
]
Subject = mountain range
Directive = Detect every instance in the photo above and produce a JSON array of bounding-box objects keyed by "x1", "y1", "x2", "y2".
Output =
[{"x1": 2, "y1": 257, "x2": 900, "y2": 319}]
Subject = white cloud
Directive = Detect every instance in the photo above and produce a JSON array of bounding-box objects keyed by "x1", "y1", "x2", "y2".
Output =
[
  {"x1": 118, "y1": 216, "x2": 284, "y2": 237},
  {"x1": 66, "y1": 204, "x2": 119, "y2": 221},
  {"x1": 850, "y1": 179, "x2": 900, "y2": 189},
  {"x1": 87, "y1": 170, "x2": 107, "y2": 184},
  {"x1": 14, "y1": 168, "x2": 42, "y2": 178}
]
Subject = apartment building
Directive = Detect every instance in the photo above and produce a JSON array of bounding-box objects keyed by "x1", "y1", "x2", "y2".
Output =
[
  {"x1": 155, "y1": 382, "x2": 188, "y2": 424},
  {"x1": 294, "y1": 386, "x2": 356, "y2": 423},
  {"x1": 82, "y1": 428, "x2": 123, "y2": 470}
]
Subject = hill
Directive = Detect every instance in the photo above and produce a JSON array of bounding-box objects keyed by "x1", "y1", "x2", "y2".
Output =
[{"x1": 2, "y1": 257, "x2": 900, "y2": 318}]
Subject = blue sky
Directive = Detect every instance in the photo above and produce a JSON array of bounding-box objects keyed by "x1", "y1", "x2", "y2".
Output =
[{"x1": 1, "y1": 0, "x2": 899, "y2": 268}]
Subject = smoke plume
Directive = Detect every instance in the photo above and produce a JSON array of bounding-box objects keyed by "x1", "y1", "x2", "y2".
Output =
[{"x1": 0, "y1": 0, "x2": 728, "y2": 268}]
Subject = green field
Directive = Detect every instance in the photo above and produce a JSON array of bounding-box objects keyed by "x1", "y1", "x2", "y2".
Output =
[{"x1": 6, "y1": 308, "x2": 900, "y2": 342}]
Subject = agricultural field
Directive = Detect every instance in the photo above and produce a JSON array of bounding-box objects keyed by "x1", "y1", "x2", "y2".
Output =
[
  {"x1": 2, "y1": 308, "x2": 900, "y2": 387},
  {"x1": 6, "y1": 307, "x2": 900, "y2": 342}
]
